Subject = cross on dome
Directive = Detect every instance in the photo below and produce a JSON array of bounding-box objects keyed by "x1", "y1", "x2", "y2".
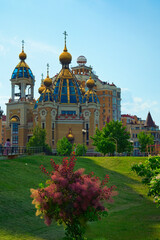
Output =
[
  {"x1": 47, "y1": 63, "x2": 49, "y2": 77},
  {"x1": 22, "y1": 40, "x2": 25, "y2": 51},
  {"x1": 63, "y1": 31, "x2": 68, "y2": 45}
]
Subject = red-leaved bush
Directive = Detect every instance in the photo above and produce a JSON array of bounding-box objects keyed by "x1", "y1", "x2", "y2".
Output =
[{"x1": 30, "y1": 154, "x2": 117, "y2": 239}]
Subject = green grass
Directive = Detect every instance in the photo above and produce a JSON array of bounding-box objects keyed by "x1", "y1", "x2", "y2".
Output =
[{"x1": 0, "y1": 155, "x2": 160, "y2": 240}]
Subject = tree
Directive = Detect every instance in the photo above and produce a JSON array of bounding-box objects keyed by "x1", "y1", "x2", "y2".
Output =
[
  {"x1": 75, "y1": 144, "x2": 87, "y2": 156},
  {"x1": 27, "y1": 125, "x2": 52, "y2": 154},
  {"x1": 56, "y1": 137, "x2": 72, "y2": 156},
  {"x1": 91, "y1": 120, "x2": 131, "y2": 156},
  {"x1": 132, "y1": 156, "x2": 160, "y2": 207},
  {"x1": 137, "y1": 131, "x2": 154, "y2": 153}
]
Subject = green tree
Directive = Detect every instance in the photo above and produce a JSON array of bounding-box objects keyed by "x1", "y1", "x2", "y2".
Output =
[
  {"x1": 27, "y1": 125, "x2": 52, "y2": 154},
  {"x1": 137, "y1": 131, "x2": 154, "y2": 153},
  {"x1": 91, "y1": 120, "x2": 131, "y2": 156},
  {"x1": 57, "y1": 137, "x2": 72, "y2": 156},
  {"x1": 132, "y1": 156, "x2": 160, "y2": 207},
  {"x1": 75, "y1": 144, "x2": 87, "y2": 156}
]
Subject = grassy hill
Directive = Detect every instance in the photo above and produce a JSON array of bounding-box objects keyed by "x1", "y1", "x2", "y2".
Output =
[{"x1": 0, "y1": 155, "x2": 160, "y2": 240}]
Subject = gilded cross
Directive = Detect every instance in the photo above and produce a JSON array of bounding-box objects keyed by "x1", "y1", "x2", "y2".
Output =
[
  {"x1": 22, "y1": 40, "x2": 24, "y2": 51},
  {"x1": 63, "y1": 31, "x2": 68, "y2": 44},
  {"x1": 47, "y1": 63, "x2": 49, "y2": 76}
]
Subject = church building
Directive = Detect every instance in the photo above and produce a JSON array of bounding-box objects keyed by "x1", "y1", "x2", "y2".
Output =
[{"x1": 6, "y1": 36, "x2": 100, "y2": 151}]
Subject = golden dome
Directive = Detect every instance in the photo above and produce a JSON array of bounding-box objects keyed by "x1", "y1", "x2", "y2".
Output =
[
  {"x1": 38, "y1": 85, "x2": 45, "y2": 94},
  {"x1": 67, "y1": 133, "x2": 74, "y2": 141},
  {"x1": 86, "y1": 76, "x2": 95, "y2": 89},
  {"x1": 19, "y1": 50, "x2": 27, "y2": 61},
  {"x1": 10, "y1": 117, "x2": 19, "y2": 122},
  {"x1": 44, "y1": 75, "x2": 52, "y2": 87},
  {"x1": 67, "y1": 129, "x2": 74, "y2": 141},
  {"x1": 59, "y1": 44, "x2": 72, "y2": 65}
]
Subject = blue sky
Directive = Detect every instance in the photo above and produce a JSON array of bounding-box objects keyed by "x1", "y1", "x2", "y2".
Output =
[{"x1": 0, "y1": 0, "x2": 160, "y2": 125}]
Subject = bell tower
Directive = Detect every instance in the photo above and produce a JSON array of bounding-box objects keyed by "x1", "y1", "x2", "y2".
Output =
[{"x1": 6, "y1": 41, "x2": 35, "y2": 147}]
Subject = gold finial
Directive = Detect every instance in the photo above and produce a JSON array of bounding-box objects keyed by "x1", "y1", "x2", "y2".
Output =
[
  {"x1": 19, "y1": 40, "x2": 27, "y2": 60},
  {"x1": 47, "y1": 63, "x2": 49, "y2": 77},
  {"x1": 22, "y1": 40, "x2": 24, "y2": 51}
]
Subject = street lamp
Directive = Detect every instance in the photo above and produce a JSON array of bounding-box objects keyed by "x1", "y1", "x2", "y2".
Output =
[
  {"x1": 109, "y1": 137, "x2": 117, "y2": 156},
  {"x1": 82, "y1": 129, "x2": 86, "y2": 156}
]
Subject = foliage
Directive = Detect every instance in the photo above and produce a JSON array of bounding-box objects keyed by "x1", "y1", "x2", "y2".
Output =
[
  {"x1": 137, "y1": 131, "x2": 154, "y2": 153},
  {"x1": 30, "y1": 154, "x2": 117, "y2": 239},
  {"x1": 75, "y1": 144, "x2": 87, "y2": 156},
  {"x1": 56, "y1": 137, "x2": 73, "y2": 156},
  {"x1": 91, "y1": 120, "x2": 131, "y2": 155},
  {"x1": 131, "y1": 156, "x2": 160, "y2": 206},
  {"x1": 27, "y1": 125, "x2": 52, "y2": 154}
]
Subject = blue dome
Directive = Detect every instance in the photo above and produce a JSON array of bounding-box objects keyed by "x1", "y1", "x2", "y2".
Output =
[
  {"x1": 53, "y1": 69, "x2": 82, "y2": 104},
  {"x1": 34, "y1": 89, "x2": 55, "y2": 109},
  {"x1": 83, "y1": 90, "x2": 100, "y2": 104},
  {"x1": 11, "y1": 61, "x2": 34, "y2": 80}
]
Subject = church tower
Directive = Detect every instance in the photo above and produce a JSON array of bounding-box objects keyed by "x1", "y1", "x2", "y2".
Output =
[{"x1": 6, "y1": 41, "x2": 35, "y2": 147}]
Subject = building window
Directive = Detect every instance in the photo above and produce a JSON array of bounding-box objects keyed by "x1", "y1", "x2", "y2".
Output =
[
  {"x1": 42, "y1": 122, "x2": 45, "y2": 129},
  {"x1": 103, "y1": 103, "x2": 105, "y2": 107},
  {"x1": 103, "y1": 91, "x2": 105, "y2": 95},
  {"x1": 12, "y1": 123, "x2": 18, "y2": 146},
  {"x1": 86, "y1": 123, "x2": 89, "y2": 145},
  {"x1": 52, "y1": 123, "x2": 54, "y2": 145},
  {"x1": 103, "y1": 97, "x2": 105, "y2": 101},
  {"x1": 103, "y1": 109, "x2": 105, "y2": 113}
]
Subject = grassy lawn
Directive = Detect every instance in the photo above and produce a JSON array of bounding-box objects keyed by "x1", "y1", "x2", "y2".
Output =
[{"x1": 0, "y1": 155, "x2": 160, "y2": 240}]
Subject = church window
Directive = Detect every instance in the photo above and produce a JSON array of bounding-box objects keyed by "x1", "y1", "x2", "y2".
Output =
[
  {"x1": 61, "y1": 111, "x2": 76, "y2": 115},
  {"x1": 86, "y1": 123, "x2": 89, "y2": 145},
  {"x1": 12, "y1": 123, "x2": 18, "y2": 146},
  {"x1": 52, "y1": 123, "x2": 54, "y2": 145},
  {"x1": 42, "y1": 122, "x2": 45, "y2": 129}
]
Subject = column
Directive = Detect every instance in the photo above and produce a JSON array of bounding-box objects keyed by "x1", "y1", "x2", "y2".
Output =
[{"x1": 12, "y1": 84, "x2": 15, "y2": 100}]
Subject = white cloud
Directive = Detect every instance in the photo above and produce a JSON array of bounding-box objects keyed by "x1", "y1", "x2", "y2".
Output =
[
  {"x1": 27, "y1": 40, "x2": 59, "y2": 55},
  {"x1": 122, "y1": 92, "x2": 158, "y2": 117}
]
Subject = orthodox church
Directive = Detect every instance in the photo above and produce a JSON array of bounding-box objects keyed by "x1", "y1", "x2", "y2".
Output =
[{"x1": 6, "y1": 37, "x2": 100, "y2": 151}]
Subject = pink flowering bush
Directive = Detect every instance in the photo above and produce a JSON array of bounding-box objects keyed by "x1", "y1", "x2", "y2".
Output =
[{"x1": 30, "y1": 154, "x2": 117, "y2": 239}]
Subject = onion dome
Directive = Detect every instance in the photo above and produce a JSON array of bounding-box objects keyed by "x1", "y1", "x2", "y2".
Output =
[
  {"x1": 11, "y1": 42, "x2": 34, "y2": 80},
  {"x1": 83, "y1": 90, "x2": 100, "y2": 104},
  {"x1": 38, "y1": 85, "x2": 45, "y2": 94},
  {"x1": 86, "y1": 76, "x2": 95, "y2": 89},
  {"x1": 77, "y1": 55, "x2": 87, "y2": 66},
  {"x1": 59, "y1": 44, "x2": 72, "y2": 65},
  {"x1": 67, "y1": 129, "x2": 74, "y2": 141},
  {"x1": 53, "y1": 71, "x2": 82, "y2": 104},
  {"x1": 83, "y1": 75, "x2": 99, "y2": 104},
  {"x1": 44, "y1": 75, "x2": 52, "y2": 87},
  {"x1": 34, "y1": 87, "x2": 55, "y2": 109}
]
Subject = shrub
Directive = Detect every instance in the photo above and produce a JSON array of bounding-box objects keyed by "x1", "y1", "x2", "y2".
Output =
[
  {"x1": 31, "y1": 154, "x2": 117, "y2": 239},
  {"x1": 57, "y1": 137, "x2": 72, "y2": 156},
  {"x1": 75, "y1": 144, "x2": 87, "y2": 156},
  {"x1": 131, "y1": 156, "x2": 160, "y2": 206}
]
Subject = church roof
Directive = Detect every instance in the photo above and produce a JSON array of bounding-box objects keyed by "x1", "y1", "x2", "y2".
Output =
[
  {"x1": 53, "y1": 70, "x2": 82, "y2": 104},
  {"x1": 53, "y1": 40, "x2": 83, "y2": 104},
  {"x1": 83, "y1": 89, "x2": 100, "y2": 104},
  {"x1": 144, "y1": 112, "x2": 156, "y2": 128},
  {"x1": 11, "y1": 45, "x2": 34, "y2": 80}
]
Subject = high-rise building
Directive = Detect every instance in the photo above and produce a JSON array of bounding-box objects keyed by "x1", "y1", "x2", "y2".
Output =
[{"x1": 71, "y1": 56, "x2": 121, "y2": 129}]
